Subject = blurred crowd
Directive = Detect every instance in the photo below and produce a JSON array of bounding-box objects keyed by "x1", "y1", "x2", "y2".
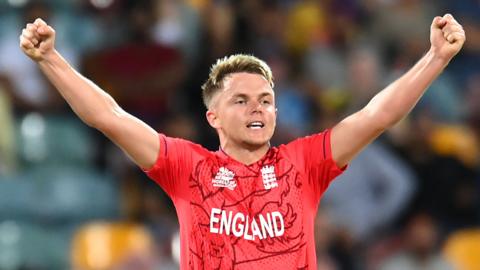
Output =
[{"x1": 0, "y1": 0, "x2": 479, "y2": 269}]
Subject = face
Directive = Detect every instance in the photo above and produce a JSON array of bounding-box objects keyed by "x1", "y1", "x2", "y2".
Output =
[{"x1": 207, "y1": 72, "x2": 277, "y2": 149}]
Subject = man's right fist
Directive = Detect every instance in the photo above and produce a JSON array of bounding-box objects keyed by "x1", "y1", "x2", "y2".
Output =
[{"x1": 19, "y1": 18, "x2": 56, "y2": 62}]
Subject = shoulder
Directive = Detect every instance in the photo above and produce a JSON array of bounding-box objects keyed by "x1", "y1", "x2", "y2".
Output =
[
  {"x1": 144, "y1": 133, "x2": 214, "y2": 175},
  {"x1": 161, "y1": 134, "x2": 212, "y2": 158},
  {"x1": 280, "y1": 130, "x2": 330, "y2": 155}
]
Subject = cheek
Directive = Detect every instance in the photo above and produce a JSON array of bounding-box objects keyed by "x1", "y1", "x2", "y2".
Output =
[
  {"x1": 268, "y1": 108, "x2": 277, "y2": 123},
  {"x1": 222, "y1": 110, "x2": 242, "y2": 127}
]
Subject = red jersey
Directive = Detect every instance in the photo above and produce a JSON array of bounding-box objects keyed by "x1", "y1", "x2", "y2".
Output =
[{"x1": 145, "y1": 129, "x2": 345, "y2": 269}]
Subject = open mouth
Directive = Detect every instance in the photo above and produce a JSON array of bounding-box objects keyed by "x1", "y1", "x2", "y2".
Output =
[{"x1": 246, "y1": 121, "x2": 265, "y2": 129}]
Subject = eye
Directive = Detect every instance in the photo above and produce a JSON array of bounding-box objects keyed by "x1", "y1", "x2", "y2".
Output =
[
  {"x1": 261, "y1": 99, "x2": 271, "y2": 105},
  {"x1": 235, "y1": 99, "x2": 246, "y2": 105}
]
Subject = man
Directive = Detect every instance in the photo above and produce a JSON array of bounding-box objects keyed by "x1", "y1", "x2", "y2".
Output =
[{"x1": 20, "y1": 14, "x2": 465, "y2": 269}]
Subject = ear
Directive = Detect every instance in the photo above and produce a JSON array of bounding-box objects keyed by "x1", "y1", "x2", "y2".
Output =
[{"x1": 206, "y1": 109, "x2": 221, "y2": 129}]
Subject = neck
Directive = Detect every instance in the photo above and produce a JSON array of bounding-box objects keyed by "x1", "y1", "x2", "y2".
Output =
[{"x1": 221, "y1": 141, "x2": 270, "y2": 165}]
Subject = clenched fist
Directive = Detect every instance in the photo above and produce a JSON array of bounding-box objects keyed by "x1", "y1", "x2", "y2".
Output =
[
  {"x1": 19, "y1": 18, "x2": 56, "y2": 62},
  {"x1": 430, "y1": 14, "x2": 466, "y2": 62}
]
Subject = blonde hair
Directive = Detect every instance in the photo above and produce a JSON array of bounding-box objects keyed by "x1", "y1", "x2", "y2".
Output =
[{"x1": 201, "y1": 54, "x2": 274, "y2": 108}]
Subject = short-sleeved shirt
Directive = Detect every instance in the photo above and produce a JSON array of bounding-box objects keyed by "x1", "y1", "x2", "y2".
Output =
[{"x1": 145, "y1": 129, "x2": 345, "y2": 269}]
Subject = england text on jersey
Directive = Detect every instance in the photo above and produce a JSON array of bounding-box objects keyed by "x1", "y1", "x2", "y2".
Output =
[{"x1": 209, "y1": 208, "x2": 285, "y2": 241}]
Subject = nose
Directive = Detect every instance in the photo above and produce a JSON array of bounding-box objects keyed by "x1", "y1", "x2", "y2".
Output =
[{"x1": 249, "y1": 100, "x2": 263, "y2": 114}]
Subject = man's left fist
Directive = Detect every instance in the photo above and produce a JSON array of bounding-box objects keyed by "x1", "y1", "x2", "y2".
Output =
[{"x1": 430, "y1": 14, "x2": 466, "y2": 62}]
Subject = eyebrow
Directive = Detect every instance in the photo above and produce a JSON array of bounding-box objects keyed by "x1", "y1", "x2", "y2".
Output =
[{"x1": 231, "y1": 92, "x2": 273, "y2": 100}]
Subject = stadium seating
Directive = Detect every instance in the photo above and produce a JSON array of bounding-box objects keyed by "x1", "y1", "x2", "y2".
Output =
[
  {"x1": 71, "y1": 222, "x2": 154, "y2": 270},
  {"x1": 0, "y1": 221, "x2": 72, "y2": 270},
  {"x1": 444, "y1": 228, "x2": 480, "y2": 270},
  {"x1": 17, "y1": 114, "x2": 95, "y2": 168}
]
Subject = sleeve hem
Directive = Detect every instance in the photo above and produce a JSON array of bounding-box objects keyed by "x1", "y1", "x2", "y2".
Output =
[
  {"x1": 142, "y1": 133, "x2": 166, "y2": 173},
  {"x1": 325, "y1": 129, "x2": 348, "y2": 172}
]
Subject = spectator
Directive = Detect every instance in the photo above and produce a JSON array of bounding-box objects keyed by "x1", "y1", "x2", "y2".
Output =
[{"x1": 379, "y1": 213, "x2": 454, "y2": 270}]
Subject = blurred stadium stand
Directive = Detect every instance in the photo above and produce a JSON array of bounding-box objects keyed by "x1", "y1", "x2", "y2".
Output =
[{"x1": 0, "y1": 0, "x2": 479, "y2": 269}]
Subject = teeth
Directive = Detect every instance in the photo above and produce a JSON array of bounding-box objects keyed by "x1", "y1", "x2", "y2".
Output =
[{"x1": 247, "y1": 122, "x2": 264, "y2": 129}]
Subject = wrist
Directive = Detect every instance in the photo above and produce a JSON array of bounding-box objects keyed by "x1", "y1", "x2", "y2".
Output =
[
  {"x1": 38, "y1": 49, "x2": 59, "y2": 66},
  {"x1": 427, "y1": 47, "x2": 451, "y2": 67}
]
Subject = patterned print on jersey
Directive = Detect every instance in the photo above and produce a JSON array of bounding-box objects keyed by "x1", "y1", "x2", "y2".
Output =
[{"x1": 187, "y1": 148, "x2": 308, "y2": 269}]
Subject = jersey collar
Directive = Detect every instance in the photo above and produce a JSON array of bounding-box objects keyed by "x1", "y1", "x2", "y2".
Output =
[{"x1": 216, "y1": 146, "x2": 274, "y2": 168}]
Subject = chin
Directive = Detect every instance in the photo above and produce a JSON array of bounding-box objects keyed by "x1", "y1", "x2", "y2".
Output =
[{"x1": 242, "y1": 137, "x2": 270, "y2": 148}]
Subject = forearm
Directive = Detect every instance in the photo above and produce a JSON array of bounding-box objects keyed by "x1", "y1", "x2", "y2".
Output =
[
  {"x1": 38, "y1": 50, "x2": 119, "y2": 127},
  {"x1": 331, "y1": 14, "x2": 465, "y2": 167},
  {"x1": 364, "y1": 49, "x2": 448, "y2": 128}
]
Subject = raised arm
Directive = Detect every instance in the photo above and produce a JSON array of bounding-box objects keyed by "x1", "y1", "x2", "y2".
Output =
[
  {"x1": 331, "y1": 14, "x2": 466, "y2": 168},
  {"x1": 20, "y1": 18, "x2": 159, "y2": 169}
]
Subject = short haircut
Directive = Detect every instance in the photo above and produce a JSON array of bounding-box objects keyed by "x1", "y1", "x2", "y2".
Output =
[{"x1": 201, "y1": 54, "x2": 274, "y2": 109}]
